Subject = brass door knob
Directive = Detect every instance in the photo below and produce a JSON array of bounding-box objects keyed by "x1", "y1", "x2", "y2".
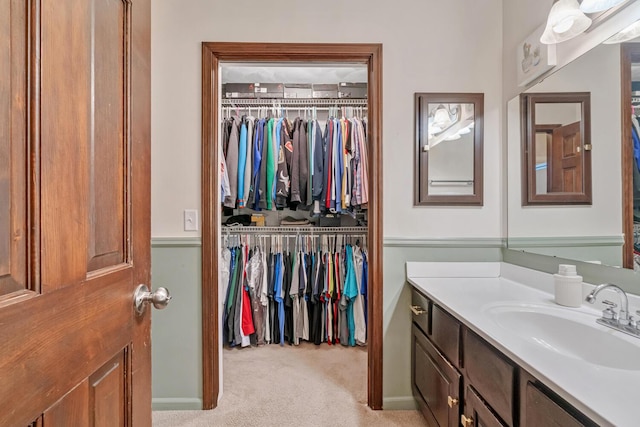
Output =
[
  {"x1": 447, "y1": 395, "x2": 458, "y2": 408},
  {"x1": 461, "y1": 414, "x2": 474, "y2": 427}
]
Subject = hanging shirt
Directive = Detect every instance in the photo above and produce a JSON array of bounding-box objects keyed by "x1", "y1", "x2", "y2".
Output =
[
  {"x1": 242, "y1": 117, "x2": 254, "y2": 208},
  {"x1": 237, "y1": 119, "x2": 248, "y2": 207},
  {"x1": 220, "y1": 140, "x2": 231, "y2": 206},
  {"x1": 266, "y1": 119, "x2": 275, "y2": 210},
  {"x1": 312, "y1": 120, "x2": 324, "y2": 201},
  {"x1": 225, "y1": 118, "x2": 240, "y2": 208},
  {"x1": 273, "y1": 252, "x2": 285, "y2": 346}
]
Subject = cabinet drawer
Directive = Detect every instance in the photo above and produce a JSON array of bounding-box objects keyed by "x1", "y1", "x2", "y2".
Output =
[
  {"x1": 431, "y1": 304, "x2": 461, "y2": 368},
  {"x1": 463, "y1": 329, "x2": 515, "y2": 426},
  {"x1": 463, "y1": 385, "x2": 507, "y2": 427},
  {"x1": 411, "y1": 289, "x2": 430, "y2": 334},
  {"x1": 412, "y1": 324, "x2": 461, "y2": 427},
  {"x1": 523, "y1": 381, "x2": 596, "y2": 427}
]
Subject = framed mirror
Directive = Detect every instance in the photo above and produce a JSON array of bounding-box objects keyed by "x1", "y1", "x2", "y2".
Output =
[
  {"x1": 414, "y1": 93, "x2": 484, "y2": 206},
  {"x1": 520, "y1": 92, "x2": 592, "y2": 205}
]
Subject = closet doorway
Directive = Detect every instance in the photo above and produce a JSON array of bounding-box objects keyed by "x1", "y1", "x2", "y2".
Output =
[{"x1": 201, "y1": 43, "x2": 383, "y2": 410}]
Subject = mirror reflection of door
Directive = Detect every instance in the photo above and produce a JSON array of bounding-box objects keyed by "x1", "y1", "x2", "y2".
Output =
[
  {"x1": 521, "y1": 92, "x2": 591, "y2": 205},
  {"x1": 551, "y1": 121, "x2": 582, "y2": 193}
]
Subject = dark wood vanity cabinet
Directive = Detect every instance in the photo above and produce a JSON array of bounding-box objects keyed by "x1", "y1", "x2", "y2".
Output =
[
  {"x1": 412, "y1": 324, "x2": 461, "y2": 427},
  {"x1": 410, "y1": 288, "x2": 596, "y2": 427}
]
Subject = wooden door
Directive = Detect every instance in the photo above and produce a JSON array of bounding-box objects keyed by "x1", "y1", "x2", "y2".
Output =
[
  {"x1": 551, "y1": 121, "x2": 582, "y2": 192},
  {"x1": 0, "y1": 0, "x2": 151, "y2": 425}
]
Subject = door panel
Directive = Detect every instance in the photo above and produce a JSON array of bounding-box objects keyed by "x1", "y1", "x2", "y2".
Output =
[
  {"x1": 40, "y1": 0, "x2": 91, "y2": 289},
  {"x1": 0, "y1": 0, "x2": 27, "y2": 296},
  {"x1": 43, "y1": 349, "x2": 129, "y2": 427},
  {"x1": 0, "y1": 0, "x2": 151, "y2": 424},
  {"x1": 551, "y1": 121, "x2": 582, "y2": 193},
  {"x1": 44, "y1": 379, "x2": 90, "y2": 426},
  {"x1": 89, "y1": 0, "x2": 129, "y2": 272}
]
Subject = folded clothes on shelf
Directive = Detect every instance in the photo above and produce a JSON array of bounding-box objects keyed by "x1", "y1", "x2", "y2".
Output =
[{"x1": 280, "y1": 216, "x2": 311, "y2": 226}]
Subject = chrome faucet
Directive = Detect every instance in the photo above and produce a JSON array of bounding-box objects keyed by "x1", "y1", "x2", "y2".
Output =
[
  {"x1": 586, "y1": 283, "x2": 630, "y2": 325},
  {"x1": 586, "y1": 283, "x2": 640, "y2": 338}
]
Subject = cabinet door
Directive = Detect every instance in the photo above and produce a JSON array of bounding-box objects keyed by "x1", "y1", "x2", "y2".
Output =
[
  {"x1": 463, "y1": 329, "x2": 515, "y2": 425},
  {"x1": 412, "y1": 324, "x2": 461, "y2": 427},
  {"x1": 523, "y1": 382, "x2": 591, "y2": 427},
  {"x1": 462, "y1": 386, "x2": 508, "y2": 427}
]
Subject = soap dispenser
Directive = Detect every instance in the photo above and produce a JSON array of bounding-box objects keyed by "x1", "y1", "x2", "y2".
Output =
[{"x1": 554, "y1": 264, "x2": 583, "y2": 307}]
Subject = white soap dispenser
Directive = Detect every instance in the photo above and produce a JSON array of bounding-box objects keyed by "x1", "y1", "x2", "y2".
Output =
[{"x1": 554, "y1": 264, "x2": 583, "y2": 307}]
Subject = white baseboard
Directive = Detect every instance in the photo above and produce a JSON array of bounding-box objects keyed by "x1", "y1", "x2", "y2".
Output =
[
  {"x1": 152, "y1": 398, "x2": 203, "y2": 411},
  {"x1": 383, "y1": 396, "x2": 417, "y2": 410}
]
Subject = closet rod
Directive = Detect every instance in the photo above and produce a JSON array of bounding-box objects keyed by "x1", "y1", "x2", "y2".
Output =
[
  {"x1": 222, "y1": 107, "x2": 368, "y2": 112},
  {"x1": 223, "y1": 226, "x2": 367, "y2": 234},
  {"x1": 221, "y1": 98, "x2": 368, "y2": 107}
]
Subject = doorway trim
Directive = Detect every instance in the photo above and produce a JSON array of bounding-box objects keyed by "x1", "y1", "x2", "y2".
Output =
[
  {"x1": 201, "y1": 42, "x2": 383, "y2": 410},
  {"x1": 621, "y1": 43, "x2": 640, "y2": 269}
]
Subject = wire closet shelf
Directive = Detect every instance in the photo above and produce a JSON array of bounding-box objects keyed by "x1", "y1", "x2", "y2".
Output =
[{"x1": 223, "y1": 226, "x2": 367, "y2": 234}]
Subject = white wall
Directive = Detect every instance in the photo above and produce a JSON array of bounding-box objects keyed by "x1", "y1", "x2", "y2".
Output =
[{"x1": 151, "y1": 0, "x2": 504, "y2": 240}]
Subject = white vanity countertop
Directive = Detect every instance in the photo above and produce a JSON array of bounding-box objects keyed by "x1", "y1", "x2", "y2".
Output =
[{"x1": 406, "y1": 262, "x2": 640, "y2": 427}]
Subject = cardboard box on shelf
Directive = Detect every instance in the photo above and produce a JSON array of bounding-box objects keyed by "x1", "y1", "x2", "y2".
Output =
[
  {"x1": 223, "y1": 83, "x2": 256, "y2": 98},
  {"x1": 338, "y1": 82, "x2": 368, "y2": 99}
]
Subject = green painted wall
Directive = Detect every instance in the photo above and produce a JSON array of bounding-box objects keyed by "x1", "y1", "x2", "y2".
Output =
[{"x1": 151, "y1": 239, "x2": 203, "y2": 410}]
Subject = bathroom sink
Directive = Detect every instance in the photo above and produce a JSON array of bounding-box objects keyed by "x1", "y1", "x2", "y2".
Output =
[{"x1": 483, "y1": 303, "x2": 640, "y2": 370}]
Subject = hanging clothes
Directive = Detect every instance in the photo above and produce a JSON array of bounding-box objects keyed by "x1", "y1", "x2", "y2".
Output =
[
  {"x1": 222, "y1": 234, "x2": 368, "y2": 349},
  {"x1": 222, "y1": 112, "x2": 368, "y2": 213}
]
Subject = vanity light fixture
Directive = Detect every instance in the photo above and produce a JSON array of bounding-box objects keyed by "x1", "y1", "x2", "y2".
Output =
[
  {"x1": 603, "y1": 19, "x2": 640, "y2": 43},
  {"x1": 432, "y1": 105, "x2": 453, "y2": 128},
  {"x1": 579, "y1": 0, "x2": 628, "y2": 14},
  {"x1": 540, "y1": 0, "x2": 592, "y2": 45}
]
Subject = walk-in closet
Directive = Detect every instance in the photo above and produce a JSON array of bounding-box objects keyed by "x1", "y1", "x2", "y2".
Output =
[{"x1": 220, "y1": 63, "x2": 370, "y2": 348}]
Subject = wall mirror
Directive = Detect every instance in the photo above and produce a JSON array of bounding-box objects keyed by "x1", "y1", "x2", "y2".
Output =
[
  {"x1": 414, "y1": 93, "x2": 484, "y2": 206},
  {"x1": 520, "y1": 92, "x2": 592, "y2": 205},
  {"x1": 507, "y1": 34, "x2": 640, "y2": 270}
]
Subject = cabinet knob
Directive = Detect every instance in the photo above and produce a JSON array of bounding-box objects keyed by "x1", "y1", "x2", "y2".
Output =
[
  {"x1": 447, "y1": 395, "x2": 458, "y2": 408},
  {"x1": 461, "y1": 414, "x2": 474, "y2": 427},
  {"x1": 409, "y1": 304, "x2": 427, "y2": 315}
]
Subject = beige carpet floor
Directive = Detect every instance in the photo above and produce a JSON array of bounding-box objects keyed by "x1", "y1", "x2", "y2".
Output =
[{"x1": 153, "y1": 343, "x2": 428, "y2": 427}]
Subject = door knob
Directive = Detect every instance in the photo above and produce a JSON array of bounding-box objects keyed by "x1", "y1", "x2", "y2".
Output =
[
  {"x1": 461, "y1": 414, "x2": 474, "y2": 427},
  {"x1": 134, "y1": 284, "x2": 171, "y2": 315}
]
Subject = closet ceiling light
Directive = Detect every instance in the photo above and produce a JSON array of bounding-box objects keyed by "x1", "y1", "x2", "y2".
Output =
[
  {"x1": 541, "y1": 0, "x2": 592, "y2": 44},
  {"x1": 579, "y1": 0, "x2": 628, "y2": 13},
  {"x1": 603, "y1": 19, "x2": 640, "y2": 43}
]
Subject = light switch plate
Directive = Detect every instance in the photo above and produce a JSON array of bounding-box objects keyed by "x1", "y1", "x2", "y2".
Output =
[{"x1": 184, "y1": 209, "x2": 198, "y2": 231}]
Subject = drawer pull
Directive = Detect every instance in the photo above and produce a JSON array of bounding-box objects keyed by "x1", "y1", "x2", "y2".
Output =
[
  {"x1": 410, "y1": 305, "x2": 427, "y2": 315},
  {"x1": 461, "y1": 414, "x2": 474, "y2": 427},
  {"x1": 447, "y1": 395, "x2": 458, "y2": 408}
]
